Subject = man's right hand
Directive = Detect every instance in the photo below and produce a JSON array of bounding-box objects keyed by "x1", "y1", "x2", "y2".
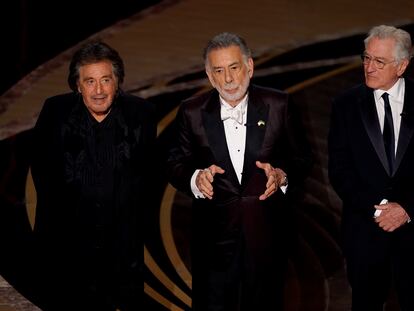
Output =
[
  {"x1": 195, "y1": 164, "x2": 225, "y2": 200},
  {"x1": 374, "y1": 201, "x2": 410, "y2": 232}
]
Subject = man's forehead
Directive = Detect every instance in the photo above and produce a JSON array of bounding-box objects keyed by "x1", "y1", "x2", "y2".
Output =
[
  {"x1": 365, "y1": 37, "x2": 396, "y2": 56},
  {"x1": 207, "y1": 46, "x2": 244, "y2": 65},
  {"x1": 79, "y1": 61, "x2": 114, "y2": 76}
]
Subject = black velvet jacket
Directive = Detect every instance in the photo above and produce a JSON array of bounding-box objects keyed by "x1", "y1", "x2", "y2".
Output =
[{"x1": 31, "y1": 91, "x2": 156, "y2": 309}]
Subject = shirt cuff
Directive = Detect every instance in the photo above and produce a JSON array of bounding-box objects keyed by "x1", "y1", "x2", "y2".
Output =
[
  {"x1": 191, "y1": 169, "x2": 205, "y2": 199},
  {"x1": 374, "y1": 199, "x2": 388, "y2": 218}
]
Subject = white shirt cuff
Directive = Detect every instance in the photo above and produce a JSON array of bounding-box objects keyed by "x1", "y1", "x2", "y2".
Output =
[
  {"x1": 191, "y1": 169, "x2": 205, "y2": 199},
  {"x1": 374, "y1": 199, "x2": 388, "y2": 218}
]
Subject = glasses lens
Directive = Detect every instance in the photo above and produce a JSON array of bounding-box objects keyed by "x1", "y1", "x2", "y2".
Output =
[{"x1": 375, "y1": 60, "x2": 384, "y2": 69}]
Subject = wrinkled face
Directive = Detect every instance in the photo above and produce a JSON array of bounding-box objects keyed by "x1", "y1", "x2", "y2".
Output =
[
  {"x1": 77, "y1": 61, "x2": 118, "y2": 121},
  {"x1": 364, "y1": 37, "x2": 408, "y2": 90},
  {"x1": 206, "y1": 45, "x2": 254, "y2": 107}
]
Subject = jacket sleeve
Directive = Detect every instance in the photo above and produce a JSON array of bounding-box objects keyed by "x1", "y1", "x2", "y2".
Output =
[
  {"x1": 167, "y1": 103, "x2": 198, "y2": 196},
  {"x1": 284, "y1": 96, "x2": 314, "y2": 191},
  {"x1": 328, "y1": 97, "x2": 380, "y2": 218}
]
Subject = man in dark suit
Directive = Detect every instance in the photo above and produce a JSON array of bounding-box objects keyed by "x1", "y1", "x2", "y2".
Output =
[
  {"x1": 167, "y1": 32, "x2": 312, "y2": 310},
  {"x1": 329, "y1": 25, "x2": 414, "y2": 310},
  {"x1": 31, "y1": 41, "x2": 156, "y2": 310}
]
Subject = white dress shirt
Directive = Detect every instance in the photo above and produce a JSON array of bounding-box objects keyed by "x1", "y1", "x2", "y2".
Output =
[
  {"x1": 374, "y1": 77, "x2": 405, "y2": 155},
  {"x1": 373, "y1": 78, "x2": 405, "y2": 218},
  {"x1": 191, "y1": 95, "x2": 248, "y2": 198},
  {"x1": 220, "y1": 96, "x2": 248, "y2": 183}
]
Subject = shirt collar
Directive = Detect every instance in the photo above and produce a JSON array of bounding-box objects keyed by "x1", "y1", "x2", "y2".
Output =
[
  {"x1": 220, "y1": 93, "x2": 248, "y2": 112},
  {"x1": 374, "y1": 77, "x2": 405, "y2": 102}
]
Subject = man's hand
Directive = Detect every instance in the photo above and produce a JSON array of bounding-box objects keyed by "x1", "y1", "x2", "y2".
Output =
[
  {"x1": 256, "y1": 161, "x2": 287, "y2": 201},
  {"x1": 195, "y1": 164, "x2": 225, "y2": 200},
  {"x1": 374, "y1": 202, "x2": 410, "y2": 232}
]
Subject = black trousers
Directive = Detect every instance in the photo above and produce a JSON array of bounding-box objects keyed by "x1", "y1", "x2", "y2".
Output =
[
  {"x1": 344, "y1": 222, "x2": 414, "y2": 311},
  {"x1": 192, "y1": 232, "x2": 287, "y2": 311}
]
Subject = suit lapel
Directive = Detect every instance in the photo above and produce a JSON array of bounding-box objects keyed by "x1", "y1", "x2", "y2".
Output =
[
  {"x1": 202, "y1": 92, "x2": 240, "y2": 187},
  {"x1": 359, "y1": 87, "x2": 391, "y2": 174},
  {"x1": 395, "y1": 79, "x2": 414, "y2": 173},
  {"x1": 242, "y1": 87, "x2": 268, "y2": 188}
]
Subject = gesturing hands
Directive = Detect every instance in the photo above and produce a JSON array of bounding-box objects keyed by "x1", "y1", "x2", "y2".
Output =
[
  {"x1": 374, "y1": 201, "x2": 411, "y2": 232},
  {"x1": 195, "y1": 162, "x2": 287, "y2": 201},
  {"x1": 256, "y1": 161, "x2": 287, "y2": 201},
  {"x1": 195, "y1": 164, "x2": 225, "y2": 200}
]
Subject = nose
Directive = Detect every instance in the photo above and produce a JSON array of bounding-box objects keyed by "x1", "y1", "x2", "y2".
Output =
[
  {"x1": 224, "y1": 69, "x2": 233, "y2": 83},
  {"x1": 96, "y1": 82, "x2": 103, "y2": 94},
  {"x1": 364, "y1": 59, "x2": 376, "y2": 72}
]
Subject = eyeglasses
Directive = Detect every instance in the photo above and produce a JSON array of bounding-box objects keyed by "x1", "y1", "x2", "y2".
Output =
[{"x1": 361, "y1": 53, "x2": 396, "y2": 69}]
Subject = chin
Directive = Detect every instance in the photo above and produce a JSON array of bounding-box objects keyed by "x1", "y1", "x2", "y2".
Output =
[{"x1": 365, "y1": 79, "x2": 378, "y2": 89}]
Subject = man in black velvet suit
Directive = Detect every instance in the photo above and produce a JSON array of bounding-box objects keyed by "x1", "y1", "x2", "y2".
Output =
[
  {"x1": 329, "y1": 25, "x2": 414, "y2": 310},
  {"x1": 30, "y1": 42, "x2": 156, "y2": 310},
  {"x1": 167, "y1": 32, "x2": 312, "y2": 310}
]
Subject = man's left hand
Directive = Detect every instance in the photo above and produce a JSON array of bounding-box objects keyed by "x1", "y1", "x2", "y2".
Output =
[
  {"x1": 256, "y1": 161, "x2": 287, "y2": 200},
  {"x1": 374, "y1": 202, "x2": 410, "y2": 232}
]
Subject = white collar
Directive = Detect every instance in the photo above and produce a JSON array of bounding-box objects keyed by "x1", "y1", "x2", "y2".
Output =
[
  {"x1": 374, "y1": 78, "x2": 405, "y2": 102},
  {"x1": 219, "y1": 93, "x2": 248, "y2": 112}
]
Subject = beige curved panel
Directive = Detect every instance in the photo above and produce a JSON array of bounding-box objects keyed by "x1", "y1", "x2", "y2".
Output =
[
  {"x1": 25, "y1": 168, "x2": 36, "y2": 230},
  {"x1": 286, "y1": 62, "x2": 360, "y2": 94}
]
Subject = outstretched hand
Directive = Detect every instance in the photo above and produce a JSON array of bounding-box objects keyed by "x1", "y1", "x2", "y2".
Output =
[
  {"x1": 256, "y1": 161, "x2": 287, "y2": 200},
  {"x1": 195, "y1": 164, "x2": 225, "y2": 200}
]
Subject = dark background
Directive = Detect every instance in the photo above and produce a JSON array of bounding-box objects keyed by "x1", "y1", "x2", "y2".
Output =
[
  {"x1": 2, "y1": 3, "x2": 414, "y2": 309},
  {"x1": 1, "y1": 0, "x2": 160, "y2": 95}
]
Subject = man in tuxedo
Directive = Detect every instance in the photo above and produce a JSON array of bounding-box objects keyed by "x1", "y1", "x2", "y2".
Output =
[
  {"x1": 168, "y1": 32, "x2": 312, "y2": 310},
  {"x1": 328, "y1": 25, "x2": 414, "y2": 310},
  {"x1": 31, "y1": 41, "x2": 156, "y2": 310}
]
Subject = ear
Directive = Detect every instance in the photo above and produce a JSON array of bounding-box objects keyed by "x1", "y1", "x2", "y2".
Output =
[
  {"x1": 397, "y1": 59, "x2": 409, "y2": 76},
  {"x1": 77, "y1": 83, "x2": 81, "y2": 93},
  {"x1": 247, "y1": 57, "x2": 254, "y2": 78}
]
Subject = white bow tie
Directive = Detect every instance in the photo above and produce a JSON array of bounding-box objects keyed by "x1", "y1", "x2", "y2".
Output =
[{"x1": 221, "y1": 107, "x2": 244, "y2": 124}]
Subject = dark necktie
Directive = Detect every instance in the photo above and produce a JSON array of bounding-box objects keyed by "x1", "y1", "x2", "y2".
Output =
[{"x1": 382, "y1": 92, "x2": 395, "y2": 174}]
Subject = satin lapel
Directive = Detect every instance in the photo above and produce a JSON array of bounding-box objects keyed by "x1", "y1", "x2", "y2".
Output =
[
  {"x1": 359, "y1": 88, "x2": 390, "y2": 174},
  {"x1": 202, "y1": 93, "x2": 240, "y2": 187},
  {"x1": 241, "y1": 89, "x2": 268, "y2": 188},
  {"x1": 395, "y1": 79, "x2": 414, "y2": 174}
]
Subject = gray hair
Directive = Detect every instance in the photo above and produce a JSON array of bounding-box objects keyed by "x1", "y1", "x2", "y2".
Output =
[
  {"x1": 364, "y1": 25, "x2": 412, "y2": 62},
  {"x1": 203, "y1": 32, "x2": 251, "y2": 66}
]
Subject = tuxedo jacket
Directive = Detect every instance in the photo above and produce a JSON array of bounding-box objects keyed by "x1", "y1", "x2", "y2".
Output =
[
  {"x1": 328, "y1": 78, "x2": 414, "y2": 251},
  {"x1": 168, "y1": 84, "x2": 312, "y2": 261},
  {"x1": 30, "y1": 91, "x2": 156, "y2": 308}
]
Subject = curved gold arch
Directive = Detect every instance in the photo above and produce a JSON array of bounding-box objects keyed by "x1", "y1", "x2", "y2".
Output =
[
  {"x1": 144, "y1": 246, "x2": 191, "y2": 307},
  {"x1": 159, "y1": 183, "x2": 192, "y2": 289},
  {"x1": 144, "y1": 283, "x2": 185, "y2": 311}
]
